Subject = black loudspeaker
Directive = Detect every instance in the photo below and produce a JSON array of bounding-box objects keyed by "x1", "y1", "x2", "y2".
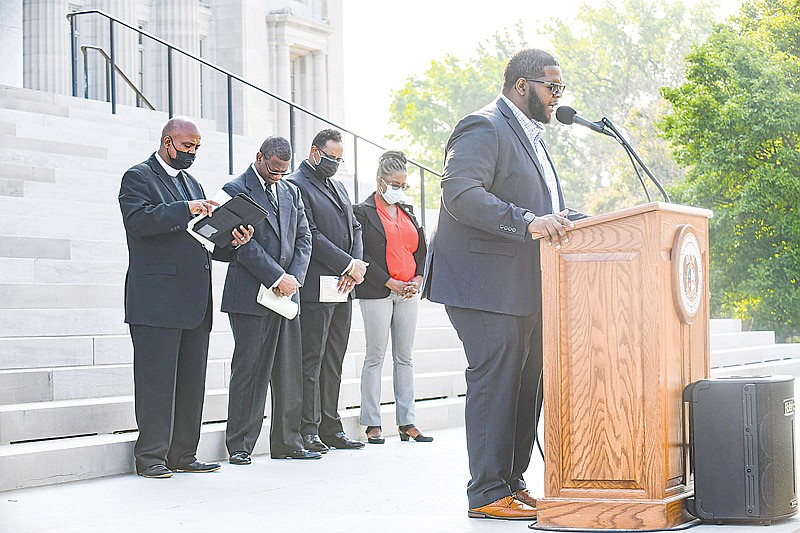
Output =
[{"x1": 684, "y1": 376, "x2": 797, "y2": 522}]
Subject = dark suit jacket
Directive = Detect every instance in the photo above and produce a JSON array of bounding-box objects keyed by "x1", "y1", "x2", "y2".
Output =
[
  {"x1": 119, "y1": 153, "x2": 232, "y2": 329},
  {"x1": 423, "y1": 97, "x2": 565, "y2": 316},
  {"x1": 353, "y1": 193, "x2": 427, "y2": 300},
  {"x1": 287, "y1": 161, "x2": 363, "y2": 303},
  {"x1": 220, "y1": 167, "x2": 311, "y2": 316}
]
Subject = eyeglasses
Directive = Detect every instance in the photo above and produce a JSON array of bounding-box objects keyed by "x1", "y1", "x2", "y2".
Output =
[
  {"x1": 318, "y1": 148, "x2": 345, "y2": 164},
  {"x1": 260, "y1": 153, "x2": 292, "y2": 176},
  {"x1": 524, "y1": 78, "x2": 566, "y2": 97},
  {"x1": 381, "y1": 178, "x2": 410, "y2": 191}
]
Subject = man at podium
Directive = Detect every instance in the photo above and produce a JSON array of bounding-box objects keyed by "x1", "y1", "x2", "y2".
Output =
[{"x1": 423, "y1": 49, "x2": 574, "y2": 520}]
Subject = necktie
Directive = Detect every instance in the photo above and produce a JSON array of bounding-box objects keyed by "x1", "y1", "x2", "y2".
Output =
[
  {"x1": 325, "y1": 179, "x2": 342, "y2": 209},
  {"x1": 266, "y1": 184, "x2": 279, "y2": 222},
  {"x1": 174, "y1": 172, "x2": 191, "y2": 201}
]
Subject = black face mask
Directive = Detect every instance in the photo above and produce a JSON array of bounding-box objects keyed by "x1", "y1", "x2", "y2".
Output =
[
  {"x1": 166, "y1": 136, "x2": 196, "y2": 170},
  {"x1": 311, "y1": 151, "x2": 340, "y2": 179}
]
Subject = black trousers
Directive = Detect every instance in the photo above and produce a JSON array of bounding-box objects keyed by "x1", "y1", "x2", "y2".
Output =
[
  {"x1": 225, "y1": 311, "x2": 304, "y2": 456},
  {"x1": 445, "y1": 305, "x2": 544, "y2": 509},
  {"x1": 130, "y1": 303, "x2": 212, "y2": 472},
  {"x1": 298, "y1": 300, "x2": 352, "y2": 437}
]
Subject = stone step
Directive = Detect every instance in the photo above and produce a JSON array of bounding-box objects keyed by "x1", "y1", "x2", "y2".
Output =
[
  {"x1": 0, "y1": 396, "x2": 466, "y2": 491},
  {"x1": 710, "y1": 342, "x2": 800, "y2": 368},
  {"x1": 0, "y1": 195, "x2": 118, "y2": 220},
  {"x1": 0, "y1": 215, "x2": 124, "y2": 241},
  {"x1": 0, "y1": 369, "x2": 466, "y2": 445},
  {"x1": 711, "y1": 358, "x2": 800, "y2": 380},
  {"x1": 0, "y1": 162, "x2": 56, "y2": 183},
  {"x1": 0, "y1": 337, "x2": 465, "y2": 404},
  {"x1": 709, "y1": 330, "x2": 776, "y2": 351},
  {"x1": 708, "y1": 318, "x2": 742, "y2": 334}
]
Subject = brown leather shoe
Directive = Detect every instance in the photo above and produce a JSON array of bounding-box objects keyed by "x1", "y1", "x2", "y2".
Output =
[
  {"x1": 513, "y1": 488, "x2": 538, "y2": 508},
  {"x1": 467, "y1": 495, "x2": 537, "y2": 520}
]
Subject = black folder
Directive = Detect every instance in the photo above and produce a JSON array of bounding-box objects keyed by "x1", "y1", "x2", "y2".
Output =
[{"x1": 189, "y1": 193, "x2": 267, "y2": 247}]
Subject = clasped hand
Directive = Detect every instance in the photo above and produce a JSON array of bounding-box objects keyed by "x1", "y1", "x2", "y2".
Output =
[{"x1": 386, "y1": 275, "x2": 423, "y2": 300}]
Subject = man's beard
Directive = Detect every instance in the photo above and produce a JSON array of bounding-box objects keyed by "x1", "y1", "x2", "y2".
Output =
[{"x1": 527, "y1": 93, "x2": 549, "y2": 123}]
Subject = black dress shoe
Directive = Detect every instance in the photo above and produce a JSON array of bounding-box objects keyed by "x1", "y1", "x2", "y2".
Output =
[
  {"x1": 170, "y1": 460, "x2": 221, "y2": 473},
  {"x1": 303, "y1": 434, "x2": 329, "y2": 454},
  {"x1": 137, "y1": 464, "x2": 173, "y2": 478},
  {"x1": 271, "y1": 448, "x2": 323, "y2": 460},
  {"x1": 229, "y1": 451, "x2": 251, "y2": 465},
  {"x1": 321, "y1": 431, "x2": 365, "y2": 449}
]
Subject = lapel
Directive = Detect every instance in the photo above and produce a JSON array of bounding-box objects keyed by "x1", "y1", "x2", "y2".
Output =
[
  {"x1": 363, "y1": 193, "x2": 385, "y2": 239},
  {"x1": 304, "y1": 163, "x2": 344, "y2": 214},
  {"x1": 496, "y1": 98, "x2": 547, "y2": 182},
  {"x1": 276, "y1": 180, "x2": 292, "y2": 233},
  {"x1": 147, "y1": 154, "x2": 184, "y2": 201},
  {"x1": 245, "y1": 166, "x2": 280, "y2": 237}
]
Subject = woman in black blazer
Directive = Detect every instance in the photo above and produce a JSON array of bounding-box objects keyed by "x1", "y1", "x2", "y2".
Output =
[{"x1": 353, "y1": 151, "x2": 432, "y2": 444}]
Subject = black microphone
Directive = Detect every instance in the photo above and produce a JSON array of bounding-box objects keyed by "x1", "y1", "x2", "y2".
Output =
[{"x1": 555, "y1": 106, "x2": 610, "y2": 135}]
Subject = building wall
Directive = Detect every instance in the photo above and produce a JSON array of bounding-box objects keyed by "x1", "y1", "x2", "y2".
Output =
[{"x1": 14, "y1": 0, "x2": 345, "y2": 145}]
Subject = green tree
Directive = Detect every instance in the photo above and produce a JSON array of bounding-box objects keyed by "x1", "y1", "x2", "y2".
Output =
[
  {"x1": 660, "y1": 0, "x2": 800, "y2": 339},
  {"x1": 388, "y1": 1, "x2": 716, "y2": 210}
]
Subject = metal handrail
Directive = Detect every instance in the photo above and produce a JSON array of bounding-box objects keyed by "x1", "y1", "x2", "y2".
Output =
[
  {"x1": 66, "y1": 9, "x2": 440, "y2": 225},
  {"x1": 80, "y1": 45, "x2": 155, "y2": 110}
]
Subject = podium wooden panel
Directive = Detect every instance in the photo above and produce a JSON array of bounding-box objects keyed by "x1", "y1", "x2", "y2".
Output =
[{"x1": 537, "y1": 202, "x2": 712, "y2": 530}]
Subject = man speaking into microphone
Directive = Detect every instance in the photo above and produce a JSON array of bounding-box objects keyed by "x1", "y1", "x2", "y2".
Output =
[{"x1": 423, "y1": 49, "x2": 575, "y2": 520}]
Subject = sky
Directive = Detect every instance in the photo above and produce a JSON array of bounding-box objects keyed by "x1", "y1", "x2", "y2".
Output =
[{"x1": 341, "y1": 0, "x2": 743, "y2": 148}]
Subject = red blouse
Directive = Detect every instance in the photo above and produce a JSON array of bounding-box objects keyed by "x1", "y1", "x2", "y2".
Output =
[{"x1": 375, "y1": 193, "x2": 419, "y2": 283}]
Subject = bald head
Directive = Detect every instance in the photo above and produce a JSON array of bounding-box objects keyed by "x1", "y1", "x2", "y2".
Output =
[{"x1": 158, "y1": 117, "x2": 202, "y2": 169}]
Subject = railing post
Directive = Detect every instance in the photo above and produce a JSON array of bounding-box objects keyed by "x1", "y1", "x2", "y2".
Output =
[
  {"x1": 70, "y1": 16, "x2": 77, "y2": 97},
  {"x1": 289, "y1": 106, "x2": 296, "y2": 172},
  {"x1": 353, "y1": 136, "x2": 359, "y2": 201},
  {"x1": 105, "y1": 57, "x2": 111, "y2": 102},
  {"x1": 419, "y1": 167, "x2": 426, "y2": 228},
  {"x1": 82, "y1": 49, "x2": 89, "y2": 99},
  {"x1": 167, "y1": 47, "x2": 174, "y2": 118},
  {"x1": 227, "y1": 75, "x2": 233, "y2": 175},
  {"x1": 109, "y1": 19, "x2": 116, "y2": 114}
]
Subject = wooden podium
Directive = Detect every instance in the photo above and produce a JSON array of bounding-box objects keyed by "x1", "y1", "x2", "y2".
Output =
[{"x1": 536, "y1": 202, "x2": 713, "y2": 530}]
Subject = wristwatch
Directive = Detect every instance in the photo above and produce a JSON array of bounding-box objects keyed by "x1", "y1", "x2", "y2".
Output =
[{"x1": 523, "y1": 211, "x2": 536, "y2": 225}]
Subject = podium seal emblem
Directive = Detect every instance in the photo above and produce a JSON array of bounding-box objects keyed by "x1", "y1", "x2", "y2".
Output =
[{"x1": 672, "y1": 225, "x2": 703, "y2": 324}]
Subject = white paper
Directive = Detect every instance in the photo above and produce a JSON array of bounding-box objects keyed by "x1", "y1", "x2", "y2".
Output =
[
  {"x1": 318, "y1": 275, "x2": 348, "y2": 302},
  {"x1": 256, "y1": 284, "x2": 299, "y2": 319},
  {"x1": 185, "y1": 189, "x2": 234, "y2": 252}
]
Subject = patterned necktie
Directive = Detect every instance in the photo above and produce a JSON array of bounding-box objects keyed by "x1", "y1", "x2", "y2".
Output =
[{"x1": 266, "y1": 184, "x2": 279, "y2": 221}]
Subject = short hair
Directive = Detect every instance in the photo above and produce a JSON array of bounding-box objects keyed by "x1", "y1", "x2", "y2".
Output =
[
  {"x1": 260, "y1": 136, "x2": 291, "y2": 161},
  {"x1": 376, "y1": 150, "x2": 407, "y2": 180},
  {"x1": 311, "y1": 128, "x2": 343, "y2": 149},
  {"x1": 502, "y1": 49, "x2": 559, "y2": 91}
]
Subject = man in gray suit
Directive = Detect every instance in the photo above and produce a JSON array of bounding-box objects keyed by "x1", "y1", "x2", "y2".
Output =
[
  {"x1": 222, "y1": 136, "x2": 320, "y2": 464},
  {"x1": 423, "y1": 49, "x2": 574, "y2": 520}
]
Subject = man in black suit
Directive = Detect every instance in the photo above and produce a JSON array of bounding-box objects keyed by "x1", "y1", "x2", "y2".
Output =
[
  {"x1": 119, "y1": 117, "x2": 253, "y2": 479},
  {"x1": 423, "y1": 49, "x2": 574, "y2": 519},
  {"x1": 221, "y1": 136, "x2": 321, "y2": 464},
  {"x1": 287, "y1": 129, "x2": 367, "y2": 452}
]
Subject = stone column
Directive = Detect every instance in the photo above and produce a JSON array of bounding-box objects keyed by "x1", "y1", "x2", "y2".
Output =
[
  {"x1": 155, "y1": 0, "x2": 200, "y2": 118},
  {"x1": 23, "y1": 0, "x2": 71, "y2": 95},
  {"x1": 312, "y1": 49, "x2": 328, "y2": 116},
  {"x1": 96, "y1": 0, "x2": 138, "y2": 106},
  {"x1": 0, "y1": 0, "x2": 24, "y2": 88},
  {"x1": 274, "y1": 42, "x2": 291, "y2": 139}
]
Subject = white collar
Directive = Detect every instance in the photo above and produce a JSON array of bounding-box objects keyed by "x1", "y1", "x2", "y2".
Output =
[{"x1": 155, "y1": 151, "x2": 181, "y2": 177}]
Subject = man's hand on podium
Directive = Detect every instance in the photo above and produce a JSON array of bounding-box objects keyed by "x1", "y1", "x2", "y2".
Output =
[{"x1": 527, "y1": 209, "x2": 574, "y2": 249}]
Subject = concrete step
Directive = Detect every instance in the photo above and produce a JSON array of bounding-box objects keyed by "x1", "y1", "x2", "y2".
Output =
[
  {"x1": 0, "y1": 369, "x2": 465, "y2": 445},
  {"x1": 709, "y1": 318, "x2": 742, "y2": 334},
  {"x1": 0, "y1": 195, "x2": 118, "y2": 220},
  {"x1": 0, "y1": 215, "x2": 124, "y2": 241},
  {"x1": 0, "y1": 337, "x2": 466, "y2": 406},
  {"x1": 711, "y1": 342, "x2": 800, "y2": 368},
  {"x1": 711, "y1": 358, "x2": 800, "y2": 380},
  {"x1": 0, "y1": 162, "x2": 56, "y2": 183},
  {"x1": 709, "y1": 330, "x2": 776, "y2": 351},
  {"x1": 0, "y1": 396, "x2": 466, "y2": 491}
]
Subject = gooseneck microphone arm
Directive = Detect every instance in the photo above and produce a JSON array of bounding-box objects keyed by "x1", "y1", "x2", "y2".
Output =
[{"x1": 600, "y1": 116, "x2": 671, "y2": 203}]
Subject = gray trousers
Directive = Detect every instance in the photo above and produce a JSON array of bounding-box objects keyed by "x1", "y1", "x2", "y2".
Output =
[{"x1": 358, "y1": 293, "x2": 419, "y2": 426}]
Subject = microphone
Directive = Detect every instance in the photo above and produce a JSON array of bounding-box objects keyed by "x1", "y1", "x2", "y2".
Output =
[
  {"x1": 555, "y1": 106, "x2": 671, "y2": 203},
  {"x1": 555, "y1": 106, "x2": 610, "y2": 135}
]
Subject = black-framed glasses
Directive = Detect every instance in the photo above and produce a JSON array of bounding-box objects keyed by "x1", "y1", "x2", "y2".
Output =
[
  {"x1": 260, "y1": 153, "x2": 292, "y2": 176},
  {"x1": 318, "y1": 148, "x2": 345, "y2": 164},
  {"x1": 381, "y1": 177, "x2": 410, "y2": 191},
  {"x1": 524, "y1": 78, "x2": 566, "y2": 97}
]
